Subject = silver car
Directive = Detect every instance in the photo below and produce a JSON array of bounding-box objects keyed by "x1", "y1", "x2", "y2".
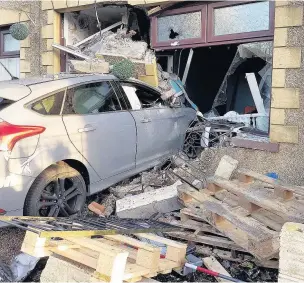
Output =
[{"x1": 0, "y1": 74, "x2": 195, "y2": 217}]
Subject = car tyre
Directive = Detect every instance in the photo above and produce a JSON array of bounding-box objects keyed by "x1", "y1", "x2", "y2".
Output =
[{"x1": 24, "y1": 164, "x2": 87, "y2": 217}]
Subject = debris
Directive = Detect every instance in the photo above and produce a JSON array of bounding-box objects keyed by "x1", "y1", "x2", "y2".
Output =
[
  {"x1": 0, "y1": 261, "x2": 13, "y2": 282},
  {"x1": 10, "y1": 253, "x2": 39, "y2": 282},
  {"x1": 116, "y1": 181, "x2": 183, "y2": 219},
  {"x1": 69, "y1": 59, "x2": 109, "y2": 74},
  {"x1": 279, "y1": 222, "x2": 304, "y2": 282},
  {"x1": 52, "y1": 43, "x2": 91, "y2": 60},
  {"x1": 87, "y1": 201, "x2": 106, "y2": 216},
  {"x1": 214, "y1": 155, "x2": 238, "y2": 180},
  {"x1": 203, "y1": 256, "x2": 232, "y2": 282},
  {"x1": 100, "y1": 194, "x2": 117, "y2": 217},
  {"x1": 109, "y1": 184, "x2": 143, "y2": 199}
]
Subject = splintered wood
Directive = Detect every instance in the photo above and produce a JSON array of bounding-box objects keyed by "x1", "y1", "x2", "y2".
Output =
[
  {"x1": 176, "y1": 167, "x2": 304, "y2": 261},
  {"x1": 21, "y1": 231, "x2": 186, "y2": 283}
]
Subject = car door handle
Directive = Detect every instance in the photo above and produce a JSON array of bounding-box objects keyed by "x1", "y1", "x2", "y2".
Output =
[
  {"x1": 141, "y1": 118, "x2": 151, "y2": 123},
  {"x1": 78, "y1": 126, "x2": 96, "y2": 133}
]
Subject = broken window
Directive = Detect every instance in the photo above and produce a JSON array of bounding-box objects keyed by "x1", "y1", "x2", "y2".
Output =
[
  {"x1": 157, "y1": 11, "x2": 202, "y2": 42},
  {"x1": 213, "y1": 2, "x2": 270, "y2": 36},
  {"x1": 120, "y1": 82, "x2": 166, "y2": 109},
  {"x1": 63, "y1": 82, "x2": 122, "y2": 115},
  {"x1": 31, "y1": 91, "x2": 65, "y2": 115}
]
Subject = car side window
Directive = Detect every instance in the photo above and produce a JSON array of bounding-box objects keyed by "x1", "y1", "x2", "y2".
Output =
[
  {"x1": 120, "y1": 82, "x2": 166, "y2": 109},
  {"x1": 63, "y1": 81, "x2": 121, "y2": 115},
  {"x1": 31, "y1": 91, "x2": 65, "y2": 115}
]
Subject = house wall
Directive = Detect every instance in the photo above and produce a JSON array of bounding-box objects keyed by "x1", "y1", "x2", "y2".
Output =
[{"x1": 200, "y1": 1, "x2": 304, "y2": 185}]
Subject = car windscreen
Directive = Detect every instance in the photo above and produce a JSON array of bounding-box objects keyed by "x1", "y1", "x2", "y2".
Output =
[{"x1": 0, "y1": 97, "x2": 14, "y2": 111}]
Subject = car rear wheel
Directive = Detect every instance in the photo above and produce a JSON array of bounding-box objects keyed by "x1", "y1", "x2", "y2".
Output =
[{"x1": 24, "y1": 164, "x2": 86, "y2": 217}]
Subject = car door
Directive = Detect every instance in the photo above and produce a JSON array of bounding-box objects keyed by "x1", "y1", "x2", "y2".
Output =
[
  {"x1": 62, "y1": 80, "x2": 137, "y2": 189},
  {"x1": 118, "y1": 81, "x2": 180, "y2": 168}
]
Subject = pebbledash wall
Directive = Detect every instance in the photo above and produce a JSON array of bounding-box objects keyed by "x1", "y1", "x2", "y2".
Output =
[{"x1": 1, "y1": 0, "x2": 304, "y2": 183}]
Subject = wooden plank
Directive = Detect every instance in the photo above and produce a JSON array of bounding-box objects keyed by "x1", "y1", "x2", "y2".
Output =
[
  {"x1": 237, "y1": 168, "x2": 304, "y2": 197},
  {"x1": 211, "y1": 177, "x2": 304, "y2": 222},
  {"x1": 203, "y1": 256, "x2": 231, "y2": 282},
  {"x1": 166, "y1": 231, "x2": 245, "y2": 251}
]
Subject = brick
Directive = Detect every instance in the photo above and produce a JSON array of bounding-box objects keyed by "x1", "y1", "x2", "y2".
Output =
[
  {"x1": 52, "y1": 0, "x2": 67, "y2": 9},
  {"x1": 47, "y1": 10, "x2": 54, "y2": 24},
  {"x1": 41, "y1": 25, "x2": 54, "y2": 39},
  {"x1": 20, "y1": 37, "x2": 30, "y2": 48},
  {"x1": 215, "y1": 155, "x2": 238, "y2": 180},
  {"x1": 274, "y1": 28, "x2": 288, "y2": 47},
  {"x1": 273, "y1": 47, "x2": 301, "y2": 68},
  {"x1": 41, "y1": 0, "x2": 53, "y2": 10},
  {"x1": 272, "y1": 69, "x2": 286, "y2": 88},
  {"x1": 270, "y1": 108, "x2": 286, "y2": 125},
  {"x1": 42, "y1": 52, "x2": 54, "y2": 66},
  {"x1": 20, "y1": 48, "x2": 26, "y2": 60},
  {"x1": 275, "y1": 6, "x2": 303, "y2": 27},
  {"x1": 46, "y1": 39, "x2": 54, "y2": 51},
  {"x1": 19, "y1": 73, "x2": 26, "y2": 79},
  {"x1": 20, "y1": 60, "x2": 31, "y2": 73},
  {"x1": 272, "y1": 88, "x2": 299, "y2": 109},
  {"x1": 145, "y1": 63, "x2": 157, "y2": 76},
  {"x1": 270, "y1": 125, "x2": 298, "y2": 143}
]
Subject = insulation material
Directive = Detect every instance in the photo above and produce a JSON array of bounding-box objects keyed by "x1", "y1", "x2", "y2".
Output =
[{"x1": 212, "y1": 41, "x2": 273, "y2": 111}]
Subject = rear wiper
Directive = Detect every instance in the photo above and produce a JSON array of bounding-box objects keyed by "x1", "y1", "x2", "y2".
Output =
[{"x1": 0, "y1": 61, "x2": 18, "y2": 80}]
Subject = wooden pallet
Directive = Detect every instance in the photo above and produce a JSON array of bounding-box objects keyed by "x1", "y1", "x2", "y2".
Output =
[
  {"x1": 176, "y1": 168, "x2": 304, "y2": 260},
  {"x1": 21, "y1": 231, "x2": 186, "y2": 283},
  {"x1": 159, "y1": 213, "x2": 278, "y2": 269}
]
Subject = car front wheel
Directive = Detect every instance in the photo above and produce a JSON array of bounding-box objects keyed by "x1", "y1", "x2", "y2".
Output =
[{"x1": 24, "y1": 164, "x2": 86, "y2": 217}]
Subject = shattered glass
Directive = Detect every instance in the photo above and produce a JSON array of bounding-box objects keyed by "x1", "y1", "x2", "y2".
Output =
[
  {"x1": 212, "y1": 41, "x2": 273, "y2": 110},
  {"x1": 214, "y1": 2, "x2": 270, "y2": 36},
  {"x1": 157, "y1": 12, "x2": 202, "y2": 42}
]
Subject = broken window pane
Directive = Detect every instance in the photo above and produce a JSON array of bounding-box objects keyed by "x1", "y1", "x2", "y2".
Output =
[
  {"x1": 214, "y1": 2, "x2": 270, "y2": 36},
  {"x1": 157, "y1": 12, "x2": 202, "y2": 42}
]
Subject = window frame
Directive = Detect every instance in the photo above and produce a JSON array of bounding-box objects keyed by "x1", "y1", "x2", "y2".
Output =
[
  {"x1": 151, "y1": 4, "x2": 207, "y2": 49},
  {"x1": 0, "y1": 28, "x2": 20, "y2": 58},
  {"x1": 207, "y1": 1, "x2": 275, "y2": 43},
  {"x1": 62, "y1": 80, "x2": 126, "y2": 116}
]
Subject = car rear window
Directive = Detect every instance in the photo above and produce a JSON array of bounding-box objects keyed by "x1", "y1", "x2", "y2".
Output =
[{"x1": 0, "y1": 97, "x2": 14, "y2": 111}]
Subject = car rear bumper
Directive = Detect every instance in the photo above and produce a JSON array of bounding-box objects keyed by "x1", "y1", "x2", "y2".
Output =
[{"x1": 0, "y1": 173, "x2": 34, "y2": 213}]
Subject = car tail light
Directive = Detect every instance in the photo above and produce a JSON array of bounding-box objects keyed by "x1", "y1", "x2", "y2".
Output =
[{"x1": 0, "y1": 121, "x2": 45, "y2": 152}]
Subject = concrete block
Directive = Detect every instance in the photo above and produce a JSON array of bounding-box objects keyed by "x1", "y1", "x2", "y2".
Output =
[
  {"x1": 47, "y1": 10, "x2": 54, "y2": 24},
  {"x1": 20, "y1": 60, "x2": 31, "y2": 73},
  {"x1": 20, "y1": 37, "x2": 30, "y2": 48},
  {"x1": 20, "y1": 48, "x2": 26, "y2": 60},
  {"x1": 214, "y1": 155, "x2": 238, "y2": 180},
  {"x1": 270, "y1": 125, "x2": 298, "y2": 143},
  {"x1": 19, "y1": 73, "x2": 26, "y2": 79},
  {"x1": 78, "y1": 0, "x2": 95, "y2": 5},
  {"x1": 67, "y1": 0, "x2": 79, "y2": 7},
  {"x1": 70, "y1": 60, "x2": 110, "y2": 74},
  {"x1": 275, "y1": 6, "x2": 303, "y2": 28},
  {"x1": 274, "y1": 28, "x2": 288, "y2": 47},
  {"x1": 138, "y1": 75, "x2": 159, "y2": 87},
  {"x1": 145, "y1": 63, "x2": 157, "y2": 76},
  {"x1": 52, "y1": 0, "x2": 68, "y2": 9},
  {"x1": 110, "y1": 184, "x2": 143, "y2": 199},
  {"x1": 279, "y1": 222, "x2": 304, "y2": 282},
  {"x1": 116, "y1": 181, "x2": 183, "y2": 218},
  {"x1": 41, "y1": 25, "x2": 54, "y2": 39},
  {"x1": 272, "y1": 69, "x2": 286, "y2": 88},
  {"x1": 46, "y1": 39, "x2": 54, "y2": 51},
  {"x1": 40, "y1": 255, "x2": 93, "y2": 283},
  {"x1": 42, "y1": 52, "x2": 54, "y2": 66},
  {"x1": 47, "y1": 65, "x2": 54, "y2": 74},
  {"x1": 41, "y1": 1, "x2": 53, "y2": 10},
  {"x1": 273, "y1": 47, "x2": 301, "y2": 68},
  {"x1": 275, "y1": 1, "x2": 289, "y2": 7},
  {"x1": 271, "y1": 88, "x2": 299, "y2": 109},
  {"x1": 270, "y1": 108, "x2": 286, "y2": 125}
]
